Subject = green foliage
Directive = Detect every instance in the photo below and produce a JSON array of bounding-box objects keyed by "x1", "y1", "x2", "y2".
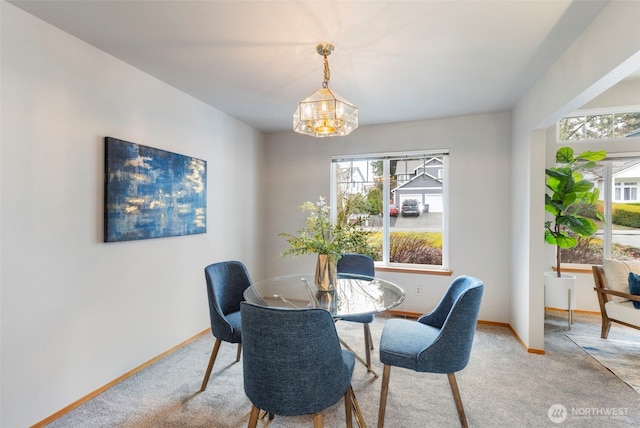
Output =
[
  {"x1": 389, "y1": 232, "x2": 442, "y2": 265},
  {"x1": 545, "y1": 146, "x2": 606, "y2": 275},
  {"x1": 612, "y1": 203, "x2": 640, "y2": 228},
  {"x1": 280, "y1": 196, "x2": 377, "y2": 260},
  {"x1": 366, "y1": 188, "x2": 383, "y2": 215}
]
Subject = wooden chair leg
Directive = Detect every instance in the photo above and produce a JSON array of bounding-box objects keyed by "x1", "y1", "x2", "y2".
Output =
[
  {"x1": 601, "y1": 317, "x2": 611, "y2": 339},
  {"x1": 200, "y1": 338, "x2": 222, "y2": 392},
  {"x1": 377, "y1": 365, "x2": 391, "y2": 428},
  {"x1": 313, "y1": 412, "x2": 323, "y2": 428},
  {"x1": 364, "y1": 323, "x2": 374, "y2": 350},
  {"x1": 363, "y1": 325, "x2": 372, "y2": 369},
  {"x1": 350, "y1": 386, "x2": 366, "y2": 428},
  {"x1": 248, "y1": 405, "x2": 260, "y2": 428},
  {"x1": 344, "y1": 388, "x2": 353, "y2": 428},
  {"x1": 236, "y1": 343, "x2": 242, "y2": 362},
  {"x1": 447, "y1": 373, "x2": 468, "y2": 428}
]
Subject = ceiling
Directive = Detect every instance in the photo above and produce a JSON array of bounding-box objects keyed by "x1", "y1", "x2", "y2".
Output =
[{"x1": 9, "y1": 0, "x2": 624, "y2": 134}]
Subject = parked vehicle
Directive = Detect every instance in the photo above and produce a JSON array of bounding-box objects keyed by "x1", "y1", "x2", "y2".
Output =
[
  {"x1": 401, "y1": 199, "x2": 420, "y2": 217},
  {"x1": 389, "y1": 204, "x2": 399, "y2": 216}
]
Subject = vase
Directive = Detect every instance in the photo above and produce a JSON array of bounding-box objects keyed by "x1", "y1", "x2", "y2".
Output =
[{"x1": 315, "y1": 254, "x2": 337, "y2": 291}]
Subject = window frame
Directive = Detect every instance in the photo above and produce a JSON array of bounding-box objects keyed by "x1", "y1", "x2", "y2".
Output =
[
  {"x1": 331, "y1": 149, "x2": 450, "y2": 272},
  {"x1": 560, "y1": 152, "x2": 640, "y2": 269},
  {"x1": 556, "y1": 106, "x2": 640, "y2": 142}
]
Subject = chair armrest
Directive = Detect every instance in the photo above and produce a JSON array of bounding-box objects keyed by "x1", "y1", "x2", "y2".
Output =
[{"x1": 593, "y1": 287, "x2": 640, "y2": 303}]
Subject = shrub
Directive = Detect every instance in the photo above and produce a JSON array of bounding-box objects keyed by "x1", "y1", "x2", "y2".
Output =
[
  {"x1": 389, "y1": 233, "x2": 442, "y2": 265},
  {"x1": 612, "y1": 203, "x2": 640, "y2": 228}
]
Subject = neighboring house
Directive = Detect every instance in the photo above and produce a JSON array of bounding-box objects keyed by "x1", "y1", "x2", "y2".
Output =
[
  {"x1": 392, "y1": 157, "x2": 444, "y2": 212},
  {"x1": 613, "y1": 160, "x2": 640, "y2": 202}
]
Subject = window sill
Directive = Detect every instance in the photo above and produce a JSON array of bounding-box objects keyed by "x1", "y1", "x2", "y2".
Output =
[
  {"x1": 552, "y1": 265, "x2": 594, "y2": 274},
  {"x1": 375, "y1": 266, "x2": 453, "y2": 276}
]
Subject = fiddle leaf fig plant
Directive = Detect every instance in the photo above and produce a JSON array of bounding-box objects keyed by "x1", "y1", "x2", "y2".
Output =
[{"x1": 545, "y1": 147, "x2": 606, "y2": 277}]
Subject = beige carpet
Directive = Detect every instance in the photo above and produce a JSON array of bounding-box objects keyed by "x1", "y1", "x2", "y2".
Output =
[{"x1": 45, "y1": 312, "x2": 640, "y2": 427}]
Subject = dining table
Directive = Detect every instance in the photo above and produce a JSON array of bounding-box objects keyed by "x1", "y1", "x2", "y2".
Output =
[{"x1": 243, "y1": 272, "x2": 406, "y2": 377}]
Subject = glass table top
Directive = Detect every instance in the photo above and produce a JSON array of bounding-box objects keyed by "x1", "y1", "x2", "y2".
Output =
[{"x1": 244, "y1": 273, "x2": 405, "y2": 317}]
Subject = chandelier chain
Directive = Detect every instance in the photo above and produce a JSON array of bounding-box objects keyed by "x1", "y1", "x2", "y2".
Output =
[{"x1": 322, "y1": 54, "x2": 330, "y2": 88}]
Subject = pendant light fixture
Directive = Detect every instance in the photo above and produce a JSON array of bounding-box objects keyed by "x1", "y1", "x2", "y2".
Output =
[{"x1": 293, "y1": 43, "x2": 359, "y2": 137}]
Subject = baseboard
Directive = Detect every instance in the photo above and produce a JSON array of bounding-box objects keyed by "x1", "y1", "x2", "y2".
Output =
[{"x1": 31, "y1": 328, "x2": 211, "y2": 428}]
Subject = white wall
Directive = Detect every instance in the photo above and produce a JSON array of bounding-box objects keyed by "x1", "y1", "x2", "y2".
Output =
[
  {"x1": 264, "y1": 112, "x2": 513, "y2": 324},
  {"x1": 0, "y1": 4, "x2": 265, "y2": 426},
  {"x1": 512, "y1": 0, "x2": 640, "y2": 350}
]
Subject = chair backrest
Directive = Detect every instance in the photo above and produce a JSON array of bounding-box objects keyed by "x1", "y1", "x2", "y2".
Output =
[
  {"x1": 592, "y1": 265, "x2": 609, "y2": 298},
  {"x1": 241, "y1": 302, "x2": 352, "y2": 416},
  {"x1": 417, "y1": 276, "x2": 483, "y2": 373},
  {"x1": 204, "y1": 261, "x2": 252, "y2": 342},
  {"x1": 337, "y1": 253, "x2": 375, "y2": 278}
]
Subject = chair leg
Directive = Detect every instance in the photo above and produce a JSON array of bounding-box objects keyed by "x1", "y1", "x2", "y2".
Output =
[
  {"x1": 364, "y1": 323, "x2": 374, "y2": 350},
  {"x1": 344, "y1": 388, "x2": 353, "y2": 428},
  {"x1": 200, "y1": 338, "x2": 222, "y2": 392},
  {"x1": 248, "y1": 405, "x2": 260, "y2": 428},
  {"x1": 236, "y1": 343, "x2": 242, "y2": 362},
  {"x1": 377, "y1": 365, "x2": 391, "y2": 428},
  {"x1": 601, "y1": 317, "x2": 611, "y2": 339},
  {"x1": 313, "y1": 412, "x2": 323, "y2": 428},
  {"x1": 447, "y1": 373, "x2": 468, "y2": 428},
  {"x1": 350, "y1": 386, "x2": 366, "y2": 428},
  {"x1": 363, "y1": 325, "x2": 372, "y2": 369}
]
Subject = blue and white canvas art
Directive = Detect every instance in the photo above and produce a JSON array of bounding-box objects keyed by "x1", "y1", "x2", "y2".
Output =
[{"x1": 104, "y1": 137, "x2": 207, "y2": 242}]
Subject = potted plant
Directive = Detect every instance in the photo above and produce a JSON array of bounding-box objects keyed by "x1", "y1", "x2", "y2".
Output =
[
  {"x1": 280, "y1": 196, "x2": 376, "y2": 290},
  {"x1": 544, "y1": 146, "x2": 605, "y2": 320}
]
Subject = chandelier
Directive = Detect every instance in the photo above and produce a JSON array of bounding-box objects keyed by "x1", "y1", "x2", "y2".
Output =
[{"x1": 293, "y1": 43, "x2": 359, "y2": 137}]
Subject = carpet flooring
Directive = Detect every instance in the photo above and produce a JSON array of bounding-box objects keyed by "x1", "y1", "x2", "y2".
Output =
[{"x1": 46, "y1": 312, "x2": 640, "y2": 427}]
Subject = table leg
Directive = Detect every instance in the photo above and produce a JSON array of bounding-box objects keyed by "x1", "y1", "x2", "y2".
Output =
[
  {"x1": 339, "y1": 337, "x2": 379, "y2": 378},
  {"x1": 567, "y1": 288, "x2": 572, "y2": 330}
]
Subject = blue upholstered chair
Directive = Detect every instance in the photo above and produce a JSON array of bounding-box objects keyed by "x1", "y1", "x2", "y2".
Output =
[
  {"x1": 200, "y1": 261, "x2": 252, "y2": 392},
  {"x1": 336, "y1": 254, "x2": 376, "y2": 373},
  {"x1": 377, "y1": 276, "x2": 484, "y2": 428},
  {"x1": 241, "y1": 301, "x2": 365, "y2": 427}
]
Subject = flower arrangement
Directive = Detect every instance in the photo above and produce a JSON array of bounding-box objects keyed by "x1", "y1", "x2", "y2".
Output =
[{"x1": 280, "y1": 196, "x2": 376, "y2": 260}]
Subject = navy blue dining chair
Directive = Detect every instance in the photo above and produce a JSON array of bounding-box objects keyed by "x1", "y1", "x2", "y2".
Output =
[
  {"x1": 336, "y1": 254, "x2": 376, "y2": 374},
  {"x1": 241, "y1": 301, "x2": 365, "y2": 427},
  {"x1": 377, "y1": 275, "x2": 484, "y2": 428},
  {"x1": 200, "y1": 260, "x2": 252, "y2": 392}
]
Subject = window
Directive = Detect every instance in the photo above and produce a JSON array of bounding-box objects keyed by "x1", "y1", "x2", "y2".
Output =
[
  {"x1": 331, "y1": 151, "x2": 448, "y2": 269},
  {"x1": 557, "y1": 109, "x2": 640, "y2": 142},
  {"x1": 562, "y1": 156, "x2": 640, "y2": 264},
  {"x1": 616, "y1": 182, "x2": 638, "y2": 201}
]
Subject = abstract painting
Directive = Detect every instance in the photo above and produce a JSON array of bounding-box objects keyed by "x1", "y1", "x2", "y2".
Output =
[{"x1": 104, "y1": 137, "x2": 206, "y2": 242}]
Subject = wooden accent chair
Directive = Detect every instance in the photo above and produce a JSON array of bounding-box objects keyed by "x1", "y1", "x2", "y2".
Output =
[{"x1": 592, "y1": 265, "x2": 640, "y2": 338}]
